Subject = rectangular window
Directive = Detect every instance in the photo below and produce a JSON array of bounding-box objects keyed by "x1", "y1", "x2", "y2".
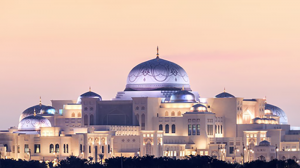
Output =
[
  {"x1": 192, "y1": 125, "x2": 196, "y2": 135},
  {"x1": 17, "y1": 145, "x2": 20, "y2": 153},
  {"x1": 229, "y1": 147, "x2": 234, "y2": 154},
  {"x1": 108, "y1": 144, "x2": 110, "y2": 153},
  {"x1": 188, "y1": 125, "x2": 192, "y2": 136},
  {"x1": 80, "y1": 144, "x2": 83, "y2": 153},
  {"x1": 12, "y1": 145, "x2": 15, "y2": 153},
  {"x1": 102, "y1": 146, "x2": 104, "y2": 153},
  {"x1": 24, "y1": 144, "x2": 29, "y2": 153},
  {"x1": 197, "y1": 124, "x2": 200, "y2": 135},
  {"x1": 207, "y1": 125, "x2": 213, "y2": 135},
  {"x1": 34, "y1": 144, "x2": 40, "y2": 153},
  {"x1": 89, "y1": 146, "x2": 91, "y2": 153}
]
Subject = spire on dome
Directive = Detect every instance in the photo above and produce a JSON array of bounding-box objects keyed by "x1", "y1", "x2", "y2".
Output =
[
  {"x1": 34, "y1": 108, "x2": 36, "y2": 116},
  {"x1": 39, "y1": 96, "x2": 42, "y2": 106},
  {"x1": 156, "y1": 46, "x2": 159, "y2": 59},
  {"x1": 224, "y1": 87, "x2": 226, "y2": 93},
  {"x1": 89, "y1": 86, "x2": 91, "y2": 92}
]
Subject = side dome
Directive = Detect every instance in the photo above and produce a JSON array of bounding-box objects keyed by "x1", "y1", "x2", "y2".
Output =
[
  {"x1": 259, "y1": 140, "x2": 270, "y2": 146},
  {"x1": 125, "y1": 57, "x2": 191, "y2": 91},
  {"x1": 77, "y1": 90, "x2": 102, "y2": 104},
  {"x1": 265, "y1": 103, "x2": 288, "y2": 124},
  {"x1": 190, "y1": 104, "x2": 208, "y2": 112},
  {"x1": 19, "y1": 104, "x2": 55, "y2": 122},
  {"x1": 18, "y1": 115, "x2": 52, "y2": 131},
  {"x1": 215, "y1": 91, "x2": 235, "y2": 98},
  {"x1": 170, "y1": 89, "x2": 196, "y2": 103}
]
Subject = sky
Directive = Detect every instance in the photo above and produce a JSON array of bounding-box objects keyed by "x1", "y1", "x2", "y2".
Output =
[{"x1": 0, "y1": 0, "x2": 300, "y2": 129}]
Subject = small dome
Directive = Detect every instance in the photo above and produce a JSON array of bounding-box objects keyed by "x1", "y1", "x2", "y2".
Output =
[
  {"x1": 19, "y1": 104, "x2": 55, "y2": 122},
  {"x1": 77, "y1": 91, "x2": 102, "y2": 104},
  {"x1": 265, "y1": 104, "x2": 288, "y2": 124},
  {"x1": 215, "y1": 91, "x2": 235, "y2": 98},
  {"x1": 18, "y1": 115, "x2": 52, "y2": 131},
  {"x1": 169, "y1": 90, "x2": 196, "y2": 103},
  {"x1": 190, "y1": 104, "x2": 208, "y2": 112},
  {"x1": 259, "y1": 140, "x2": 270, "y2": 146}
]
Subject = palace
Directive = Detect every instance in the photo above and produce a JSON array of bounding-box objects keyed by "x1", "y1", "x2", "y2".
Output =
[{"x1": 0, "y1": 50, "x2": 298, "y2": 163}]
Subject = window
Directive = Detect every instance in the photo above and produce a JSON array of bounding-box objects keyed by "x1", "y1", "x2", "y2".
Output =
[
  {"x1": 84, "y1": 107, "x2": 88, "y2": 111},
  {"x1": 141, "y1": 106, "x2": 145, "y2": 110},
  {"x1": 34, "y1": 144, "x2": 40, "y2": 153},
  {"x1": 77, "y1": 113, "x2": 81, "y2": 118},
  {"x1": 108, "y1": 144, "x2": 110, "y2": 153},
  {"x1": 102, "y1": 146, "x2": 104, "y2": 153},
  {"x1": 141, "y1": 114, "x2": 145, "y2": 130},
  {"x1": 192, "y1": 125, "x2": 196, "y2": 135},
  {"x1": 63, "y1": 144, "x2": 69, "y2": 153},
  {"x1": 89, "y1": 145, "x2": 91, "y2": 153},
  {"x1": 24, "y1": 144, "x2": 29, "y2": 153},
  {"x1": 197, "y1": 124, "x2": 200, "y2": 135},
  {"x1": 165, "y1": 124, "x2": 169, "y2": 133},
  {"x1": 221, "y1": 125, "x2": 223, "y2": 134},
  {"x1": 55, "y1": 144, "x2": 59, "y2": 153},
  {"x1": 172, "y1": 124, "x2": 176, "y2": 133},
  {"x1": 90, "y1": 107, "x2": 94, "y2": 111},
  {"x1": 4, "y1": 144, "x2": 7, "y2": 152},
  {"x1": 159, "y1": 124, "x2": 163, "y2": 131},
  {"x1": 207, "y1": 125, "x2": 213, "y2": 135},
  {"x1": 188, "y1": 125, "x2": 192, "y2": 135},
  {"x1": 218, "y1": 125, "x2": 220, "y2": 134},
  {"x1": 165, "y1": 111, "x2": 169, "y2": 116},
  {"x1": 12, "y1": 145, "x2": 15, "y2": 153},
  {"x1": 177, "y1": 111, "x2": 181, "y2": 116},
  {"x1": 17, "y1": 145, "x2": 20, "y2": 153},
  {"x1": 80, "y1": 144, "x2": 83, "y2": 153},
  {"x1": 171, "y1": 111, "x2": 175, "y2": 116},
  {"x1": 135, "y1": 106, "x2": 139, "y2": 110},
  {"x1": 84, "y1": 115, "x2": 88, "y2": 125},
  {"x1": 215, "y1": 125, "x2": 217, "y2": 134},
  {"x1": 50, "y1": 144, "x2": 54, "y2": 153},
  {"x1": 71, "y1": 113, "x2": 75, "y2": 117},
  {"x1": 229, "y1": 147, "x2": 234, "y2": 154},
  {"x1": 90, "y1": 114, "x2": 94, "y2": 125}
]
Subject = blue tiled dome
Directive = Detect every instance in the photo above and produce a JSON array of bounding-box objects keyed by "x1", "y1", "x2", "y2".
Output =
[
  {"x1": 259, "y1": 140, "x2": 270, "y2": 146},
  {"x1": 19, "y1": 104, "x2": 55, "y2": 122},
  {"x1": 170, "y1": 90, "x2": 196, "y2": 103}
]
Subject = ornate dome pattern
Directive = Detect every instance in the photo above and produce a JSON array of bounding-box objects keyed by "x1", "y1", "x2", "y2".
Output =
[
  {"x1": 125, "y1": 58, "x2": 191, "y2": 91},
  {"x1": 169, "y1": 90, "x2": 196, "y2": 103},
  {"x1": 259, "y1": 140, "x2": 270, "y2": 146},
  {"x1": 19, "y1": 104, "x2": 55, "y2": 122},
  {"x1": 265, "y1": 103, "x2": 288, "y2": 124},
  {"x1": 190, "y1": 104, "x2": 208, "y2": 112},
  {"x1": 18, "y1": 115, "x2": 52, "y2": 131},
  {"x1": 77, "y1": 91, "x2": 102, "y2": 104}
]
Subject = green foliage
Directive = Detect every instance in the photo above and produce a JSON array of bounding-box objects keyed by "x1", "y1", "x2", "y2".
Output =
[{"x1": 0, "y1": 156, "x2": 299, "y2": 168}]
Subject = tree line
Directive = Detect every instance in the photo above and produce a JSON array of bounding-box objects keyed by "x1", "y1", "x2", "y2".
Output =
[{"x1": 0, "y1": 155, "x2": 299, "y2": 168}]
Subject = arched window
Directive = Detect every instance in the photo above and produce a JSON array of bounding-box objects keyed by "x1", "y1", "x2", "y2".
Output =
[
  {"x1": 71, "y1": 113, "x2": 75, "y2": 117},
  {"x1": 90, "y1": 107, "x2": 94, "y2": 111},
  {"x1": 165, "y1": 124, "x2": 169, "y2": 133},
  {"x1": 84, "y1": 115, "x2": 88, "y2": 126},
  {"x1": 215, "y1": 125, "x2": 217, "y2": 134},
  {"x1": 90, "y1": 114, "x2": 94, "y2": 125},
  {"x1": 165, "y1": 111, "x2": 169, "y2": 116},
  {"x1": 221, "y1": 125, "x2": 223, "y2": 134},
  {"x1": 49, "y1": 144, "x2": 54, "y2": 153},
  {"x1": 177, "y1": 111, "x2": 181, "y2": 116},
  {"x1": 141, "y1": 106, "x2": 145, "y2": 110},
  {"x1": 172, "y1": 124, "x2": 176, "y2": 133},
  {"x1": 55, "y1": 144, "x2": 59, "y2": 153},
  {"x1": 218, "y1": 125, "x2": 220, "y2": 134},
  {"x1": 77, "y1": 113, "x2": 81, "y2": 118},
  {"x1": 159, "y1": 124, "x2": 163, "y2": 130},
  {"x1": 141, "y1": 114, "x2": 145, "y2": 130},
  {"x1": 66, "y1": 144, "x2": 69, "y2": 153},
  {"x1": 135, "y1": 106, "x2": 139, "y2": 110},
  {"x1": 84, "y1": 107, "x2": 88, "y2": 111},
  {"x1": 171, "y1": 111, "x2": 175, "y2": 116}
]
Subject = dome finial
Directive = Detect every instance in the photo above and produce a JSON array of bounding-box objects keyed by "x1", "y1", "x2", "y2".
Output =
[
  {"x1": 34, "y1": 108, "x2": 36, "y2": 116},
  {"x1": 182, "y1": 85, "x2": 185, "y2": 91},
  {"x1": 264, "y1": 96, "x2": 267, "y2": 103},
  {"x1": 223, "y1": 87, "x2": 226, "y2": 93},
  {"x1": 39, "y1": 96, "x2": 42, "y2": 106},
  {"x1": 156, "y1": 46, "x2": 159, "y2": 59},
  {"x1": 89, "y1": 86, "x2": 91, "y2": 92}
]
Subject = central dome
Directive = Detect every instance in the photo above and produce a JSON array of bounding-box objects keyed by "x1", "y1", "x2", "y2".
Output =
[{"x1": 125, "y1": 57, "x2": 191, "y2": 91}]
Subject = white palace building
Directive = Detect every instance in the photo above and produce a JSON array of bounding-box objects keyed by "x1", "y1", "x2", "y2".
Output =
[{"x1": 0, "y1": 50, "x2": 299, "y2": 163}]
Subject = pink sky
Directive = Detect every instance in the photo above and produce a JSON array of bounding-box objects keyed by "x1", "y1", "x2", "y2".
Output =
[{"x1": 0, "y1": 0, "x2": 300, "y2": 129}]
